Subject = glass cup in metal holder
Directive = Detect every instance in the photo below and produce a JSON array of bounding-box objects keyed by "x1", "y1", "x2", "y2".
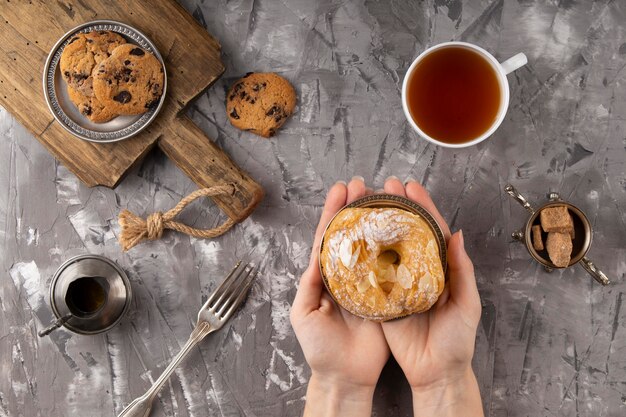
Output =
[
  {"x1": 38, "y1": 254, "x2": 132, "y2": 337},
  {"x1": 505, "y1": 184, "x2": 610, "y2": 286}
]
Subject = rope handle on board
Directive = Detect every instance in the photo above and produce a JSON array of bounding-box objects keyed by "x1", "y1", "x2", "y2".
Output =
[{"x1": 118, "y1": 185, "x2": 236, "y2": 251}]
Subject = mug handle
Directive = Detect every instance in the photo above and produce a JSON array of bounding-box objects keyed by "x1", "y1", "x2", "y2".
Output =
[
  {"x1": 500, "y1": 53, "x2": 528, "y2": 75},
  {"x1": 580, "y1": 257, "x2": 611, "y2": 286}
]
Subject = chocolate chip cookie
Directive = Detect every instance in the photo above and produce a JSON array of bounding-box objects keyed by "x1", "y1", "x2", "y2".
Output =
[
  {"x1": 226, "y1": 72, "x2": 296, "y2": 137},
  {"x1": 60, "y1": 31, "x2": 126, "y2": 96},
  {"x1": 67, "y1": 86, "x2": 118, "y2": 123},
  {"x1": 92, "y1": 44, "x2": 164, "y2": 115}
]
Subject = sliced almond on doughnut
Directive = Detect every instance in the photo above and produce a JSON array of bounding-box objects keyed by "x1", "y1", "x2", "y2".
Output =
[
  {"x1": 418, "y1": 271, "x2": 433, "y2": 292},
  {"x1": 368, "y1": 271, "x2": 379, "y2": 289},
  {"x1": 339, "y1": 238, "x2": 353, "y2": 269},
  {"x1": 356, "y1": 276, "x2": 370, "y2": 293},
  {"x1": 367, "y1": 294, "x2": 377, "y2": 307},
  {"x1": 396, "y1": 264, "x2": 413, "y2": 289},
  {"x1": 349, "y1": 245, "x2": 361, "y2": 269}
]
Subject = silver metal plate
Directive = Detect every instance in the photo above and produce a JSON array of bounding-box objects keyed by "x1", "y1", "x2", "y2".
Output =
[{"x1": 43, "y1": 20, "x2": 167, "y2": 143}]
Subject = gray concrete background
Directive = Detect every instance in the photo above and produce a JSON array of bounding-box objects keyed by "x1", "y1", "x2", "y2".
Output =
[{"x1": 1, "y1": 0, "x2": 625, "y2": 416}]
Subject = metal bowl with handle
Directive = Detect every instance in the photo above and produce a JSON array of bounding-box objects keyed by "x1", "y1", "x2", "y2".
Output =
[{"x1": 505, "y1": 184, "x2": 610, "y2": 285}]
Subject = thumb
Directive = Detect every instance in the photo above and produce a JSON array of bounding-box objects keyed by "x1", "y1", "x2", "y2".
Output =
[
  {"x1": 447, "y1": 230, "x2": 481, "y2": 322},
  {"x1": 291, "y1": 256, "x2": 324, "y2": 320}
]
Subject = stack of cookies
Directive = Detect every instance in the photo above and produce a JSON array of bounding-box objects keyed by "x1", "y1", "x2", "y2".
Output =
[
  {"x1": 60, "y1": 31, "x2": 164, "y2": 123},
  {"x1": 532, "y1": 205, "x2": 575, "y2": 267}
]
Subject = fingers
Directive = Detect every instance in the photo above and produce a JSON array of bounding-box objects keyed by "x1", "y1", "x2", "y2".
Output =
[
  {"x1": 347, "y1": 176, "x2": 367, "y2": 203},
  {"x1": 294, "y1": 182, "x2": 348, "y2": 318},
  {"x1": 311, "y1": 182, "x2": 348, "y2": 256},
  {"x1": 318, "y1": 291, "x2": 335, "y2": 314},
  {"x1": 381, "y1": 310, "x2": 430, "y2": 349},
  {"x1": 434, "y1": 282, "x2": 450, "y2": 308},
  {"x1": 294, "y1": 179, "x2": 355, "y2": 319},
  {"x1": 405, "y1": 180, "x2": 451, "y2": 240},
  {"x1": 383, "y1": 176, "x2": 407, "y2": 197},
  {"x1": 447, "y1": 230, "x2": 481, "y2": 323},
  {"x1": 291, "y1": 264, "x2": 325, "y2": 318}
]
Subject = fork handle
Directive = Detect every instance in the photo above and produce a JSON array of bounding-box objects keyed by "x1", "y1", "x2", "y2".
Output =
[{"x1": 118, "y1": 322, "x2": 213, "y2": 417}]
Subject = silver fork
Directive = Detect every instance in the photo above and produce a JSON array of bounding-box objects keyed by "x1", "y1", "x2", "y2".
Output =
[{"x1": 118, "y1": 261, "x2": 258, "y2": 417}]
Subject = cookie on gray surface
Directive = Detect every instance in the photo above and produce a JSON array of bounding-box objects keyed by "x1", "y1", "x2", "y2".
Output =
[
  {"x1": 226, "y1": 72, "x2": 296, "y2": 138},
  {"x1": 60, "y1": 31, "x2": 126, "y2": 96},
  {"x1": 92, "y1": 44, "x2": 164, "y2": 115}
]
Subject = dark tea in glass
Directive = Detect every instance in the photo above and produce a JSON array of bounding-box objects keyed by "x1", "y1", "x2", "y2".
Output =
[{"x1": 406, "y1": 46, "x2": 502, "y2": 144}]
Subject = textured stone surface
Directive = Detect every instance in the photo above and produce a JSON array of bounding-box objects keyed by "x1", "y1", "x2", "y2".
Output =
[{"x1": 1, "y1": 0, "x2": 625, "y2": 416}]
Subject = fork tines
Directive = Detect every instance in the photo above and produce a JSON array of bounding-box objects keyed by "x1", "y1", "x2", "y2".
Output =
[{"x1": 206, "y1": 261, "x2": 258, "y2": 320}]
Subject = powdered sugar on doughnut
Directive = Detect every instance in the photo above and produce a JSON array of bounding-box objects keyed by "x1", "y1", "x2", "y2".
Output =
[{"x1": 320, "y1": 208, "x2": 445, "y2": 321}]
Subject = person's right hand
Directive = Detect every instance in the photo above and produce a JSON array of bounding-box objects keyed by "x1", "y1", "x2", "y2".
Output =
[
  {"x1": 291, "y1": 178, "x2": 390, "y2": 417},
  {"x1": 380, "y1": 177, "x2": 484, "y2": 417}
]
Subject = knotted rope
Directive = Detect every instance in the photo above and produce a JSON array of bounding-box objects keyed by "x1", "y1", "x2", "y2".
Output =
[{"x1": 118, "y1": 185, "x2": 236, "y2": 251}]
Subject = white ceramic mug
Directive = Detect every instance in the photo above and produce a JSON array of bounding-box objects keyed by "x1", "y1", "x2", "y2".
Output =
[{"x1": 401, "y1": 42, "x2": 527, "y2": 148}]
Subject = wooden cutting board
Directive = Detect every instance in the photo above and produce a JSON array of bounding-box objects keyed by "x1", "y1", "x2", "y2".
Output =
[{"x1": 0, "y1": 0, "x2": 264, "y2": 223}]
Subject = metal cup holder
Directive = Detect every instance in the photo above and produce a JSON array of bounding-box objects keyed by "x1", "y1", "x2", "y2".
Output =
[{"x1": 505, "y1": 184, "x2": 610, "y2": 286}]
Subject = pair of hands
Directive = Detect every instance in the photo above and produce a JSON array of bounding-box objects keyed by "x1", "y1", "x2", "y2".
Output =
[{"x1": 290, "y1": 177, "x2": 483, "y2": 417}]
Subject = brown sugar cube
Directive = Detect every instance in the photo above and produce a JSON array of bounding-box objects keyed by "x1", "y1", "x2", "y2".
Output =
[
  {"x1": 532, "y1": 225, "x2": 544, "y2": 251},
  {"x1": 540, "y1": 206, "x2": 574, "y2": 238},
  {"x1": 546, "y1": 232, "x2": 572, "y2": 268},
  {"x1": 550, "y1": 211, "x2": 575, "y2": 239},
  {"x1": 565, "y1": 213, "x2": 575, "y2": 239}
]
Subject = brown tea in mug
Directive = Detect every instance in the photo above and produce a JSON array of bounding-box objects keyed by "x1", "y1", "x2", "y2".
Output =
[{"x1": 406, "y1": 46, "x2": 501, "y2": 144}]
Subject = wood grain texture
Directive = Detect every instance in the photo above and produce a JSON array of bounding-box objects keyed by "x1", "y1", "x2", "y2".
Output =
[
  {"x1": 159, "y1": 117, "x2": 264, "y2": 221},
  {"x1": 0, "y1": 0, "x2": 263, "y2": 223}
]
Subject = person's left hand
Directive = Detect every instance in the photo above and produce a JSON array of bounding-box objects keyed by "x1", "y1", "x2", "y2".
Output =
[{"x1": 290, "y1": 178, "x2": 390, "y2": 417}]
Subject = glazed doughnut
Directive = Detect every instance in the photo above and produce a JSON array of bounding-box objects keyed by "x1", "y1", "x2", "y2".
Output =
[{"x1": 320, "y1": 207, "x2": 445, "y2": 321}]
